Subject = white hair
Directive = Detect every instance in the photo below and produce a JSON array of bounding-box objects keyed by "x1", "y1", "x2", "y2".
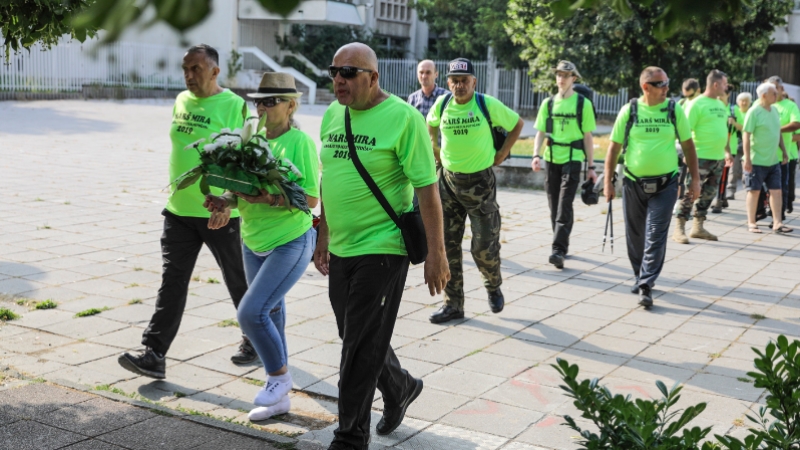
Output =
[
  {"x1": 736, "y1": 92, "x2": 752, "y2": 103},
  {"x1": 756, "y1": 83, "x2": 776, "y2": 98}
]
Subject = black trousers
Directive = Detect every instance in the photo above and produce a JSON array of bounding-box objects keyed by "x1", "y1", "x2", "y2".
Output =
[
  {"x1": 545, "y1": 161, "x2": 581, "y2": 254},
  {"x1": 789, "y1": 159, "x2": 797, "y2": 206},
  {"x1": 142, "y1": 210, "x2": 248, "y2": 356},
  {"x1": 329, "y1": 254, "x2": 415, "y2": 450}
]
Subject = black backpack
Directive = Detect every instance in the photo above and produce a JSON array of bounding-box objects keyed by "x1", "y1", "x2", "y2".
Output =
[
  {"x1": 543, "y1": 92, "x2": 590, "y2": 170},
  {"x1": 439, "y1": 92, "x2": 508, "y2": 153},
  {"x1": 622, "y1": 98, "x2": 679, "y2": 152}
]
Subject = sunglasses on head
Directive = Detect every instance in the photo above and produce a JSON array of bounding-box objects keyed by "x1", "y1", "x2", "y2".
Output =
[
  {"x1": 645, "y1": 79, "x2": 670, "y2": 88},
  {"x1": 328, "y1": 66, "x2": 373, "y2": 79},
  {"x1": 253, "y1": 97, "x2": 288, "y2": 108}
]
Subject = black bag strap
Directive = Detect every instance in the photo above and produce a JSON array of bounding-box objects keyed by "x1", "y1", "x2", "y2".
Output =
[
  {"x1": 344, "y1": 107, "x2": 403, "y2": 230},
  {"x1": 622, "y1": 98, "x2": 638, "y2": 154},
  {"x1": 546, "y1": 96, "x2": 554, "y2": 134},
  {"x1": 667, "y1": 99, "x2": 679, "y2": 140},
  {"x1": 576, "y1": 94, "x2": 585, "y2": 135},
  {"x1": 439, "y1": 92, "x2": 453, "y2": 119},
  {"x1": 475, "y1": 92, "x2": 493, "y2": 130}
]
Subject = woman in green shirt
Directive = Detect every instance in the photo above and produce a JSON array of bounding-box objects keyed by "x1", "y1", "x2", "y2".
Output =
[{"x1": 206, "y1": 73, "x2": 320, "y2": 421}]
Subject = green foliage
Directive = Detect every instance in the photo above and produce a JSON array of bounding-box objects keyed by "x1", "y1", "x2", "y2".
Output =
[
  {"x1": 276, "y1": 24, "x2": 402, "y2": 70},
  {"x1": 550, "y1": 0, "x2": 751, "y2": 40},
  {"x1": 714, "y1": 335, "x2": 800, "y2": 449},
  {"x1": 75, "y1": 307, "x2": 110, "y2": 317},
  {"x1": 227, "y1": 48, "x2": 243, "y2": 82},
  {"x1": 553, "y1": 358, "x2": 716, "y2": 449},
  {"x1": 218, "y1": 319, "x2": 239, "y2": 328},
  {"x1": 507, "y1": 0, "x2": 791, "y2": 95},
  {"x1": 0, "y1": 308, "x2": 20, "y2": 321},
  {"x1": 34, "y1": 300, "x2": 58, "y2": 310},
  {"x1": 0, "y1": 0, "x2": 97, "y2": 60},
  {"x1": 414, "y1": 0, "x2": 523, "y2": 68}
]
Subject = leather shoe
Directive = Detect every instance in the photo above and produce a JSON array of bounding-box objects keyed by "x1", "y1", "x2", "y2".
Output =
[
  {"x1": 488, "y1": 289, "x2": 504, "y2": 313},
  {"x1": 429, "y1": 305, "x2": 464, "y2": 324},
  {"x1": 376, "y1": 379, "x2": 423, "y2": 435}
]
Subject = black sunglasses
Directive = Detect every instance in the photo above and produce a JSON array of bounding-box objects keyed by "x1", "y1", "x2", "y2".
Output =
[
  {"x1": 645, "y1": 79, "x2": 670, "y2": 88},
  {"x1": 253, "y1": 97, "x2": 288, "y2": 108},
  {"x1": 329, "y1": 66, "x2": 373, "y2": 79}
]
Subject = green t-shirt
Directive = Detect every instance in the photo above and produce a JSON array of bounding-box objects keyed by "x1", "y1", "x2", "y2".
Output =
[
  {"x1": 685, "y1": 95, "x2": 729, "y2": 160},
  {"x1": 239, "y1": 128, "x2": 319, "y2": 253},
  {"x1": 320, "y1": 95, "x2": 438, "y2": 257},
  {"x1": 729, "y1": 105, "x2": 745, "y2": 155},
  {"x1": 533, "y1": 93, "x2": 597, "y2": 164},
  {"x1": 427, "y1": 93, "x2": 520, "y2": 173},
  {"x1": 610, "y1": 98, "x2": 691, "y2": 180},
  {"x1": 743, "y1": 103, "x2": 781, "y2": 167},
  {"x1": 166, "y1": 89, "x2": 246, "y2": 218},
  {"x1": 773, "y1": 99, "x2": 800, "y2": 160}
]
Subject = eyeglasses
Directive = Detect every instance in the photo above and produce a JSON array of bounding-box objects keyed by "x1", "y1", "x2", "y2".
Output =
[
  {"x1": 328, "y1": 66, "x2": 373, "y2": 79},
  {"x1": 645, "y1": 79, "x2": 670, "y2": 88},
  {"x1": 254, "y1": 97, "x2": 288, "y2": 108}
]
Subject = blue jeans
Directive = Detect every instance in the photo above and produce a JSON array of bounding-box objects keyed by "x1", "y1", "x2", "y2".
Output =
[
  {"x1": 623, "y1": 176, "x2": 678, "y2": 289},
  {"x1": 238, "y1": 228, "x2": 316, "y2": 374}
]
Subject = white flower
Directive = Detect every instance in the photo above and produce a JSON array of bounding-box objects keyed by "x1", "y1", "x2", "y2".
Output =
[
  {"x1": 215, "y1": 134, "x2": 241, "y2": 147},
  {"x1": 283, "y1": 158, "x2": 303, "y2": 179},
  {"x1": 220, "y1": 128, "x2": 232, "y2": 134},
  {"x1": 241, "y1": 118, "x2": 258, "y2": 144},
  {"x1": 203, "y1": 143, "x2": 220, "y2": 153},
  {"x1": 209, "y1": 132, "x2": 219, "y2": 141},
  {"x1": 184, "y1": 138, "x2": 205, "y2": 150}
]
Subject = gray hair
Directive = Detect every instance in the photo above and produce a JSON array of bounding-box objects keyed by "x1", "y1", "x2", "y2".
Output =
[
  {"x1": 736, "y1": 92, "x2": 752, "y2": 103},
  {"x1": 756, "y1": 83, "x2": 776, "y2": 98},
  {"x1": 767, "y1": 75, "x2": 783, "y2": 85}
]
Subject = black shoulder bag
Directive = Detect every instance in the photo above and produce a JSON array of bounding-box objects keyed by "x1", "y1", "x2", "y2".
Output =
[{"x1": 344, "y1": 107, "x2": 428, "y2": 265}]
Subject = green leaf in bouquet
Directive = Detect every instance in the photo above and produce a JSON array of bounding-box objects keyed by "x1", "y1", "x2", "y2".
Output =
[
  {"x1": 199, "y1": 176, "x2": 210, "y2": 195},
  {"x1": 257, "y1": 113, "x2": 267, "y2": 133},
  {"x1": 280, "y1": 181, "x2": 311, "y2": 214},
  {"x1": 204, "y1": 164, "x2": 260, "y2": 196},
  {"x1": 175, "y1": 168, "x2": 203, "y2": 190},
  {"x1": 265, "y1": 169, "x2": 285, "y2": 182}
]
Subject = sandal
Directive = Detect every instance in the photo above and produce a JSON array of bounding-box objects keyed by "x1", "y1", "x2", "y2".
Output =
[
  {"x1": 748, "y1": 224, "x2": 762, "y2": 234},
  {"x1": 774, "y1": 225, "x2": 793, "y2": 234}
]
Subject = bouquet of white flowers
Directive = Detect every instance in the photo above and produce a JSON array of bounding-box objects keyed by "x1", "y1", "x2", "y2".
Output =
[{"x1": 172, "y1": 116, "x2": 310, "y2": 213}]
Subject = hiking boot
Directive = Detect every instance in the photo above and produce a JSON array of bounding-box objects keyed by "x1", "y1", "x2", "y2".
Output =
[
  {"x1": 690, "y1": 217, "x2": 718, "y2": 241},
  {"x1": 631, "y1": 285, "x2": 640, "y2": 294},
  {"x1": 118, "y1": 347, "x2": 166, "y2": 379},
  {"x1": 377, "y1": 379, "x2": 423, "y2": 435},
  {"x1": 231, "y1": 336, "x2": 258, "y2": 365},
  {"x1": 639, "y1": 285, "x2": 653, "y2": 309},
  {"x1": 672, "y1": 217, "x2": 689, "y2": 244},
  {"x1": 711, "y1": 206, "x2": 722, "y2": 214},
  {"x1": 726, "y1": 191, "x2": 735, "y2": 200},
  {"x1": 429, "y1": 305, "x2": 464, "y2": 324},
  {"x1": 722, "y1": 198, "x2": 729, "y2": 208},
  {"x1": 488, "y1": 289, "x2": 504, "y2": 313},
  {"x1": 549, "y1": 251, "x2": 565, "y2": 269}
]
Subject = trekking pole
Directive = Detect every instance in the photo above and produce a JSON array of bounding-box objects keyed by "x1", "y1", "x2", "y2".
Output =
[
  {"x1": 609, "y1": 198, "x2": 614, "y2": 254},
  {"x1": 602, "y1": 198, "x2": 613, "y2": 253}
]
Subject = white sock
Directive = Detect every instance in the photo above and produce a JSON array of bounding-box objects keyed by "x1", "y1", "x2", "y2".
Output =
[
  {"x1": 248, "y1": 395, "x2": 291, "y2": 422},
  {"x1": 269, "y1": 372, "x2": 292, "y2": 383}
]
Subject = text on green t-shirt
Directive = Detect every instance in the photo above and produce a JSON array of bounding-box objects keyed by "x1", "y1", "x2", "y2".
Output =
[
  {"x1": 167, "y1": 89, "x2": 246, "y2": 218},
  {"x1": 685, "y1": 95, "x2": 729, "y2": 160},
  {"x1": 321, "y1": 95, "x2": 438, "y2": 258},
  {"x1": 610, "y1": 98, "x2": 691, "y2": 180},
  {"x1": 427, "y1": 93, "x2": 519, "y2": 174},
  {"x1": 239, "y1": 128, "x2": 319, "y2": 253},
  {"x1": 533, "y1": 93, "x2": 597, "y2": 164}
]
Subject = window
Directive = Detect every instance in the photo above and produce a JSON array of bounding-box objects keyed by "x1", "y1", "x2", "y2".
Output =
[{"x1": 377, "y1": 0, "x2": 412, "y2": 23}]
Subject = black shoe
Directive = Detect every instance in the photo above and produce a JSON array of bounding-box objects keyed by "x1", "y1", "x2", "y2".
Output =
[
  {"x1": 789, "y1": 205, "x2": 794, "y2": 214},
  {"x1": 328, "y1": 442, "x2": 356, "y2": 450},
  {"x1": 488, "y1": 289, "x2": 504, "y2": 313},
  {"x1": 722, "y1": 198, "x2": 729, "y2": 208},
  {"x1": 638, "y1": 285, "x2": 653, "y2": 309},
  {"x1": 726, "y1": 192, "x2": 735, "y2": 200},
  {"x1": 429, "y1": 305, "x2": 464, "y2": 324},
  {"x1": 231, "y1": 336, "x2": 259, "y2": 365},
  {"x1": 711, "y1": 206, "x2": 722, "y2": 214},
  {"x1": 376, "y1": 378, "x2": 423, "y2": 436},
  {"x1": 118, "y1": 347, "x2": 165, "y2": 379},
  {"x1": 631, "y1": 285, "x2": 639, "y2": 294},
  {"x1": 549, "y1": 251, "x2": 565, "y2": 269}
]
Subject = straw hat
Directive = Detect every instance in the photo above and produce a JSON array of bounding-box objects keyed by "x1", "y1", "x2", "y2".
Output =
[{"x1": 247, "y1": 72, "x2": 303, "y2": 98}]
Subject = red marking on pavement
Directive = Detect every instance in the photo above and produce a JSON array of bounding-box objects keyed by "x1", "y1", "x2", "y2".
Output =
[
  {"x1": 616, "y1": 385, "x2": 651, "y2": 397},
  {"x1": 535, "y1": 416, "x2": 560, "y2": 428},
  {"x1": 511, "y1": 379, "x2": 549, "y2": 405},
  {"x1": 454, "y1": 400, "x2": 501, "y2": 415},
  {"x1": 523, "y1": 370, "x2": 558, "y2": 385}
]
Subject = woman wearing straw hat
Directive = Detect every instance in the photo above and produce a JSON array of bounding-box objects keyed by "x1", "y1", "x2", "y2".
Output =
[{"x1": 205, "y1": 72, "x2": 319, "y2": 421}]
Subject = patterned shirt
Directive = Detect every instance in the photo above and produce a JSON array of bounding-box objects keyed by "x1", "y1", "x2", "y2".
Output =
[{"x1": 407, "y1": 85, "x2": 448, "y2": 118}]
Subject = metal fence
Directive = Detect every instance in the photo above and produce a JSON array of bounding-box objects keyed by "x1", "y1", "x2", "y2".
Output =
[
  {"x1": 376, "y1": 58, "x2": 628, "y2": 116},
  {"x1": 0, "y1": 38, "x2": 186, "y2": 93}
]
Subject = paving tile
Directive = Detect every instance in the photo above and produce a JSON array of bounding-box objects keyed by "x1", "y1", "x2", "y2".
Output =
[
  {"x1": 59, "y1": 441, "x2": 129, "y2": 450},
  {"x1": 403, "y1": 386, "x2": 472, "y2": 422},
  {"x1": 41, "y1": 316, "x2": 128, "y2": 339},
  {"x1": 98, "y1": 415, "x2": 227, "y2": 450},
  {"x1": 39, "y1": 397, "x2": 155, "y2": 436},
  {"x1": 449, "y1": 351, "x2": 533, "y2": 378},
  {"x1": 0, "y1": 330, "x2": 76, "y2": 354},
  {"x1": 396, "y1": 423, "x2": 508, "y2": 450},
  {"x1": 442, "y1": 399, "x2": 544, "y2": 438},
  {"x1": 294, "y1": 343, "x2": 343, "y2": 368},
  {"x1": 423, "y1": 367, "x2": 505, "y2": 398},
  {"x1": 0, "y1": 420, "x2": 85, "y2": 450},
  {"x1": 0, "y1": 383, "x2": 93, "y2": 419},
  {"x1": 38, "y1": 342, "x2": 119, "y2": 366},
  {"x1": 395, "y1": 341, "x2": 475, "y2": 365},
  {"x1": 515, "y1": 416, "x2": 591, "y2": 449}
]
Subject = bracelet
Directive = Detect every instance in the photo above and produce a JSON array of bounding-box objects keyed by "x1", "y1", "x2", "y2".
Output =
[
  {"x1": 532, "y1": 155, "x2": 541, "y2": 159},
  {"x1": 588, "y1": 165, "x2": 596, "y2": 170}
]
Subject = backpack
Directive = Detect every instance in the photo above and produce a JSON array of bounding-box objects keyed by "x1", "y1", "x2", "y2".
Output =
[
  {"x1": 543, "y1": 93, "x2": 589, "y2": 171},
  {"x1": 622, "y1": 98, "x2": 678, "y2": 153},
  {"x1": 439, "y1": 92, "x2": 508, "y2": 153}
]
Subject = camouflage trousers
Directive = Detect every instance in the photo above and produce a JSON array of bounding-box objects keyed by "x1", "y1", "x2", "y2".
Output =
[
  {"x1": 439, "y1": 167, "x2": 502, "y2": 310},
  {"x1": 674, "y1": 158, "x2": 725, "y2": 220}
]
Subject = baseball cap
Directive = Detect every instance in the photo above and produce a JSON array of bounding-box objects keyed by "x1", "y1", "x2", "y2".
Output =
[
  {"x1": 552, "y1": 61, "x2": 582, "y2": 79},
  {"x1": 446, "y1": 58, "x2": 474, "y2": 77}
]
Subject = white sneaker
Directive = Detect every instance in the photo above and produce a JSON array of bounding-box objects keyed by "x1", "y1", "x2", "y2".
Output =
[
  {"x1": 253, "y1": 376, "x2": 293, "y2": 407},
  {"x1": 249, "y1": 395, "x2": 291, "y2": 422}
]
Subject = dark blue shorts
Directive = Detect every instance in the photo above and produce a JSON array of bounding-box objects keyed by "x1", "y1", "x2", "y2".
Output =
[{"x1": 744, "y1": 164, "x2": 781, "y2": 191}]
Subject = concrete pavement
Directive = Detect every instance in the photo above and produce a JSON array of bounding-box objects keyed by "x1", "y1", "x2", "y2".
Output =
[{"x1": 1, "y1": 99, "x2": 799, "y2": 449}]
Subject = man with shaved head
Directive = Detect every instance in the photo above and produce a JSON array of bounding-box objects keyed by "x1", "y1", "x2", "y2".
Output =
[
  {"x1": 408, "y1": 59, "x2": 447, "y2": 117},
  {"x1": 313, "y1": 42, "x2": 449, "y2": 450},
  {"x1": 605, "y1": 66, "x2": 700, "y2": 309}
]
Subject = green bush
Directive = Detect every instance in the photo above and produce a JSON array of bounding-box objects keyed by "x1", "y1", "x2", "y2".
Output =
[
  {"x1": 552, "y1": 358, "x2": 716, "y2": 449},
  {"x1": 715, "y1": 335, "x2": 800, "y2": 449}
]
